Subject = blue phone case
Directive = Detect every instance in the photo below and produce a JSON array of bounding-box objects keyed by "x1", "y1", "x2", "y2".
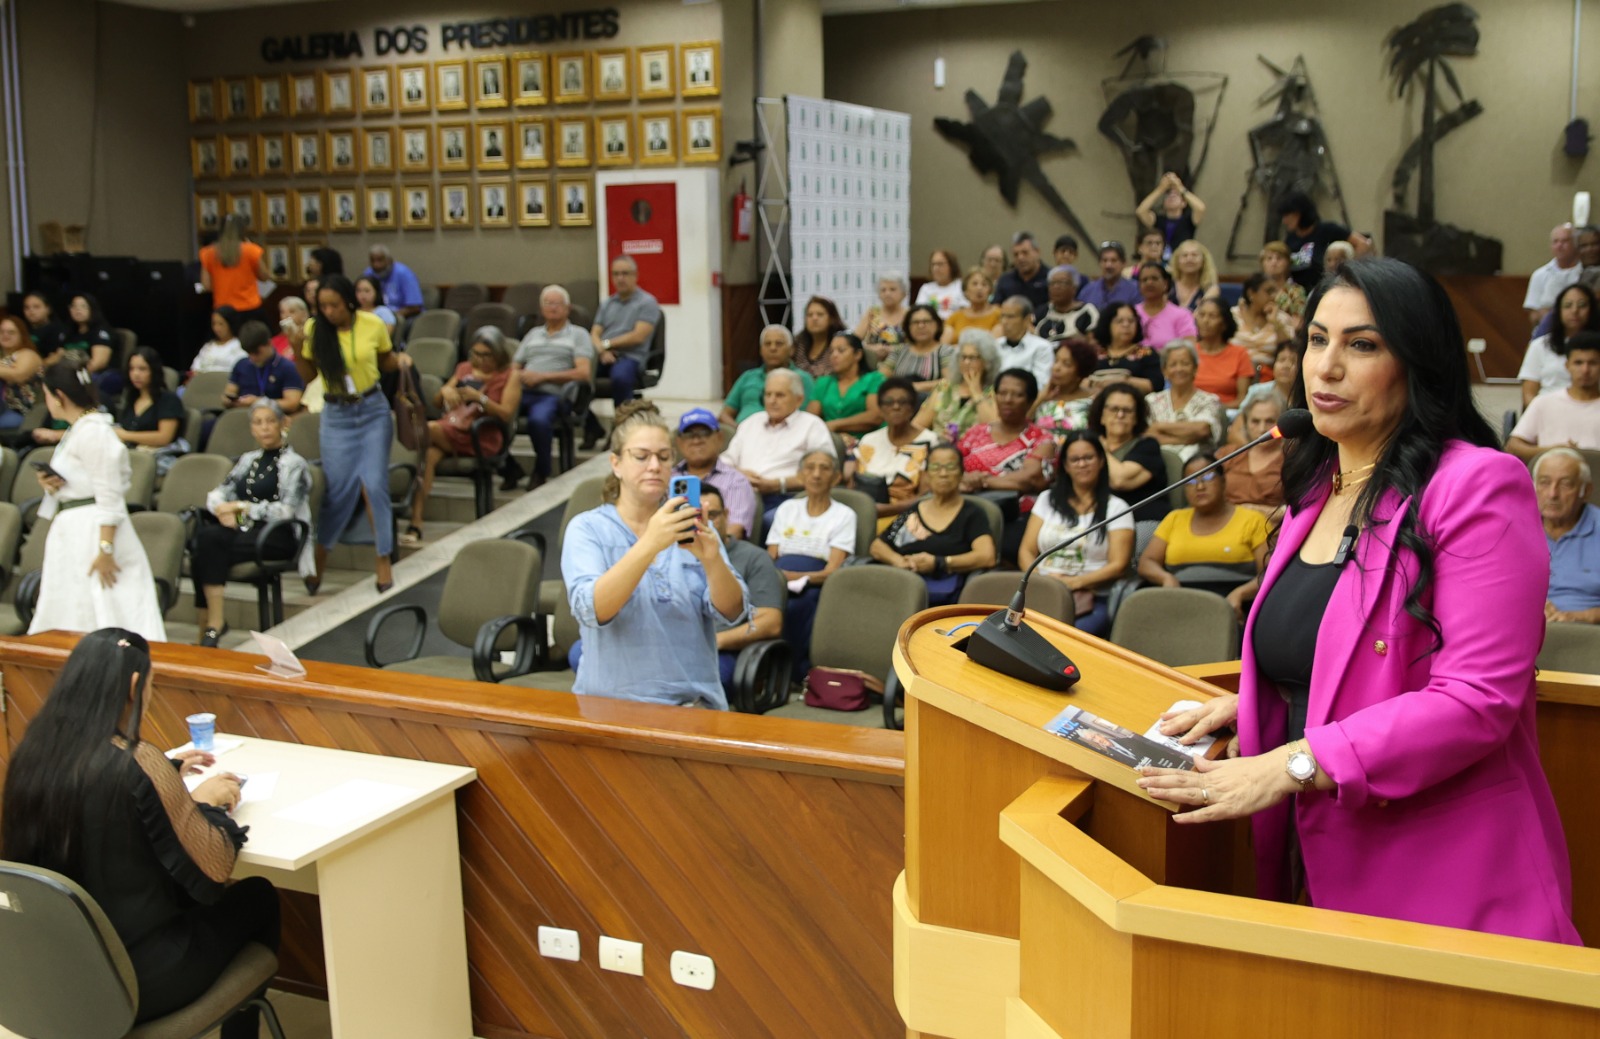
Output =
[{"x1": 670, "y1": 475, "x2": 701, "y2": 511}]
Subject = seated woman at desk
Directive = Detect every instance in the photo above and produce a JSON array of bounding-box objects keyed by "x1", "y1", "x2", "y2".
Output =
[
  {"x1": 1136, "y1": 452, "x2": 1268, "y2": 621},
  {"x1": 0, "y1": 628, "x2": 279, "y2": 1038}
]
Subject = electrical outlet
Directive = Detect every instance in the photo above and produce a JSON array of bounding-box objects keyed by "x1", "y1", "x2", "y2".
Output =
[
  {"x1": 537, "y1": 926, "x2": 580, "y2": 962},
  {"x1": 599, "y1": 935, "x2": 643, "y2": 976},
  {"x1": 670, "y1": 950, "x2": 715, "y2": 990}
]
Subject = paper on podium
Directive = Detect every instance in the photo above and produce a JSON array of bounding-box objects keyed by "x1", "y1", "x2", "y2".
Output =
[
  {"x1": 167, "y1": 738, "x2": 244, "y2": 758},
  {"x1": 273, "y1": 778, "x2": 419, "y2": 829}
]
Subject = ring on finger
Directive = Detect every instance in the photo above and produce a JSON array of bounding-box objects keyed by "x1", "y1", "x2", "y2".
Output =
[{"x1": 1201, "y1": 787, "x2": 1210, "y2": 804}]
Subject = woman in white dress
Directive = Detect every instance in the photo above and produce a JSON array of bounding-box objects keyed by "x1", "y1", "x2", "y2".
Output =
[{"x1": 28, "y1": 358, "x2": 166, "y2": 642}]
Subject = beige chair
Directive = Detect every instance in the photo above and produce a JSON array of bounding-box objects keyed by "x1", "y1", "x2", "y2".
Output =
[
  {"x1": 201, "y1": 409, "x2": 255, "y2": 460},
  {"x1": 285, "y1": 411, "x2": 320, "y2": 463},
  {"x1": 0, "y1": 515, "x2": 50, "y2": 634},
  {"x1": 1108, "y1": 587, "x2": 1239, "y2": 667},
  {"x1": 406, "y1": 308, "x2": 461, "y2": 344},
  {"x1": 501, "y1": 281, "x2": 545, "y2": 332},
  {"x1": 155, "y1": 455, "x2": 234, "y2": 516},
  {"x1": 125, "y1": 450, "x2": 157, "y2": 513},
  {"x1": 441, "y1": 283, "x2": 489, "y2": 316},
  {"x1": 1161, "y1": 446, "x2": 1189, "y2": 510},
  {"x1": 462, "y1": 302, "x2": 518, "y2": 345},
  {"x1": 130, "y1": 510, "x2": 186, "y2": 616},
  {"x1": 501, "y1": 580, "x2": 581, "y2": 693},
  {"x1": 0, "y1": 445, "x2": 18, "y2": 502},
  {"x1": 405, "y1": 336, "x2": 458, "y2": 383},
  {"x1": 532, "y1": 477, "x2": 606, "y2": 615},
  {"x1": 1537, "y1": 622, "x2": 1600, "y2": 674},
  {"x1": 959, "y1": 569, "x2": 1078, "y2": 622},
  {"x1": 181, "y1": 371, "x2": 232, "y2": 415}
]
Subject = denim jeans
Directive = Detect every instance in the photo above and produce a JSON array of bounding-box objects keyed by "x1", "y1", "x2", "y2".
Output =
[
  {"x1": 316, "y1": 390, "x2": 394, "y2": 556},
  {"x1": 524, "y1": 392, "x2": 569, "y2": 477}
]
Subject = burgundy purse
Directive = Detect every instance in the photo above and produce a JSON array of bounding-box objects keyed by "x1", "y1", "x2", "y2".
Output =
[{"x1": 803, "y1": 667, "x2": 885, "y2": 711}]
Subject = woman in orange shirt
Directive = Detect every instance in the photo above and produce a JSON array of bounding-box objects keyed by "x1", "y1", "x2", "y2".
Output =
[{"x1": 199, "y1": 214, "x2": 270, "y2": 321}]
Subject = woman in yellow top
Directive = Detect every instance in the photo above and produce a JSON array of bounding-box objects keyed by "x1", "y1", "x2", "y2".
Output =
[
  {"x1": 1136, "y1": 451, "x2": 1269, "y2": 622},
  {"x1": 292, "y1": 274, "x2": 414, "y2": 593},
  {"x1": 940, "y1": 268, "x2": 1002, "y2": 345}
]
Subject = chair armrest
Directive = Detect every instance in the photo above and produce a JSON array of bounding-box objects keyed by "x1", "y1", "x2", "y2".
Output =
[
  {"x1": 468, "y1": 414, "x2": 511, "y2": 461},
  {"x1": 881, "y1": 670, "x2": 904, "y2": 730},
  {"x1": 153, "y1": 577, "x2": 178, "y2": 617},
  {"x1": 251, "y1": 518, "x2": 310, "y2": 568},
  {"x1": 14, "y1": 569, "x2": 41, "y2": 628},
  {"x1": 363, "y1": 602, "x2": 428, "y2": 668},
  {"x1": 471, "y1": 614, "x2": 549, "y2": 682},
  {"x1": 733, "y1": 638, "x2": 793, "y2": 714},
  {"x1": 18, "y1": 497, "x2": 41, "y2": 530},
  {"x1": 503, "y1": 523, "x2": 547, "y2": 559}
]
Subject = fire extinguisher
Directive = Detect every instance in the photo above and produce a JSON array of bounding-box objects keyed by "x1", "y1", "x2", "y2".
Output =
[{"x1": 731, "y1": 180, "x2": 753, "y2": 242}]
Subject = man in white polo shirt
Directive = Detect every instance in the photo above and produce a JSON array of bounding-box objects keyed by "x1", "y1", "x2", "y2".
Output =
[
  {"x1": 993, "y1": 295, "x2": 1055, "y2": 387},
  {"x1": 1525, "y1": 223, "x2": 1583, "y2": 327},
  {"x1": 721, "y1": 368, "x2": 836, "y2": 517}
]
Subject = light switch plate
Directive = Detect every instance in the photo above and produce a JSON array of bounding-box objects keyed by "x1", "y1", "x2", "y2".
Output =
[
  {"x1": 537, "y1": 926, "x2": 580, "y2": 961},
  {"x1": 670, "y1": 950, "x2": 715, "y2": 990},
  {"x1": 599, "y1": 935, "x2": 643, "y2": 976}
]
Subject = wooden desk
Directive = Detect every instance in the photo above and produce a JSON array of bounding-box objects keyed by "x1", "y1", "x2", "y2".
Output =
[{"x1": 200, "y1": 736, "x2": 475, "y2": 1039}]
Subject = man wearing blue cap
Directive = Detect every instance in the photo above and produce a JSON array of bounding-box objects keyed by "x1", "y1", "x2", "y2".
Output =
[{"x1": 673, "y1": 408, "x2": 755, "y2": 540}]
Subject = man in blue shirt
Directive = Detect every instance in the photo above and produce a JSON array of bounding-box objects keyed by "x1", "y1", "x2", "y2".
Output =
[
  {"x1": 1078, "y1": 241, "x2": 1142, "y2": 311},
  {"x1": 584, "y1": 254, "x2": 661, "y2": 447},
  {"x1": 1539, "y1": 448, "x2": 1600, "y2": 624},
  {"x1": 224, "y1": 321, "x2": 305, "y2": 413},
  {"x1": 363, "y1": 244, "x2": 424, "y2": 317}
]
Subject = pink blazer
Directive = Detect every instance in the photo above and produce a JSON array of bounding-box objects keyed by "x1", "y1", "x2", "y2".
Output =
[{"x1": 1237, "y1": 441, "x2": 1581, "y2": 944}]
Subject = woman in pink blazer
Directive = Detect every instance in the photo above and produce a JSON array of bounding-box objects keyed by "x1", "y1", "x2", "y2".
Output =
[{"x1": 1139, "y1": 258, "x2": 1580, "y2": 945}]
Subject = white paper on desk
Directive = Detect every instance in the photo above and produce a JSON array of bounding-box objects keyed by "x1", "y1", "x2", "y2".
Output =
[
  {"x1": 182, "y1": 770, "x2": 279, "y2": 805},
  {"x1": 167, "y1": 738, "x2": 244, "y2": 758},
  {"x1": 787, "y1": 576, "x2": 809, "y2": 595},
  {"x1": 1142, "y1": 700, "x2": 1219, "y2": 759},
  {"x1": 272, "y1": 778, "x2": 418, "y2": 829}
]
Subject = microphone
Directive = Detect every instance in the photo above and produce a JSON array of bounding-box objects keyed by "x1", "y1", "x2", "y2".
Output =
[{"x1": 963, "y1": 408, "x2": 1314, "y2": 690}]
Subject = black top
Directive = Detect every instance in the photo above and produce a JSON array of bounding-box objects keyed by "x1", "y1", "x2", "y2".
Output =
[
  {"x1": 30, "y1": 320, "x2": 67, "y2": 357},
  {"x1": 1156, "y1": 211, "x2": 1197, "y2": 256},
  {"x1": 1284, "y1": 222, "x2": 1351, "y2": 290},
  {"x1": 118, "y1": 391, "x2": 184, "y2": 433},
  {"x1": 241, "y1": 446, "x2": 283, "y2": 503},
  {"x1": 62, "y1": 324, "x2": 115, "y2": 356},
  {"x1": 1109, "y1": 436, "x2": 1171, "y2": 523},
  {"x1": 1094, "y1": 347, "x2": 1165, "y2": 393},
  {"x1": 996, "y1": 267, "x2": 1050, "y2": 310},
  {"x1": 1252, "y1": 552, "x2": 1342, "y2": 744},
  {"x1": 878, "y1": 499, "x2": 991, "y2": 556}
]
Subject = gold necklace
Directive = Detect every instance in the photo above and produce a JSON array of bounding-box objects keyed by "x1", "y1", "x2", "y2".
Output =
[{"x1": 1332, "y1": 461, "x2": 1376, "y2": 494}]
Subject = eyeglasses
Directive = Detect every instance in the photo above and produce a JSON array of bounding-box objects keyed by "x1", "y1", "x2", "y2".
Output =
[
  {"x1": 1187, "y1": 471, "x2": 1219, "y2": 483},
  {"x1": 926, "y1": 462, "x2": 962, "y2": 473},
  {"x1": 881, "y1": 397, "x2": 916, "y2": 409},
  {"x1": 611, "y1": 269, "x2": 635, "y2": 277},
  {"x1": 1102, "y1": 405, "x2": 1135, "y2": 417},
  {"x1": 468, "y1": 348, "x2": 494, "y2": 359},
  {"x1": 623, "y1": 449, "x2": 672, "y2": 465},
  {"x1": 1066, "y1": 456, "x2": 1099, "y2": 467}
]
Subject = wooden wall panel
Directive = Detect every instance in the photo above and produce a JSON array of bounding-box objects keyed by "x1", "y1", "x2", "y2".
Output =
[
  {"x1": 721, "y1": 282, "x2": 761, "y2": 393},
  {"x1": 0, "y1": 635, "x2": 906, "y2": 1039},
  {"x1": 1439, "y1": 274, "x2": 1532, "y2": 382}
]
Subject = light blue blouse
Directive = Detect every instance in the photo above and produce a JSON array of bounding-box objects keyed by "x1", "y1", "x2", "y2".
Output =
[{"x1": 562, "y1": 504, "x2": 748, "y2": 709}]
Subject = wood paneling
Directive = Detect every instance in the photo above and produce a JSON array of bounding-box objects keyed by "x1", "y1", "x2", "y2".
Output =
[
  {"x1": 1439, "y1": 274, "x2": 1532, "y2": 382},
  {"x1": 720, "y1": 282, "x2": 761, "y2": 393},
  {"x1": 0, "y1": 634, "x2": 906, "y2": 1039}
]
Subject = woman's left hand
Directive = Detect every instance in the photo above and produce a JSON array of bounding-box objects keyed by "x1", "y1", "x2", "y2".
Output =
[
  {"x1": 1138, "y1": 751, "x2": 1296, "y2": 823},
  {"x1": 172, "y1": 749, "x2": 215, "y2": 776},
  {"x1": 396, "y1": 352, "x2": 414, "y2": 369},
  {"x1": 680, "y1": 519, "x2": 722, "y2": 565},
  {"x1": 88, "y1": 551, "x2": 120, "y2": 589}
]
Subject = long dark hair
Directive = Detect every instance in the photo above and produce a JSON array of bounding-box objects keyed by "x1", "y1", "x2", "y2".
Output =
[
  {"x1": 310, "y1": 273, "x2": 358, "y2": 386},
  {"x1": 1274, "y1": 190, "x2": 1320, "y2": 228},
  {"x1": 1048, "y1": 430, "x2": 1111, "y2": 543},
  {"x1": 1196, "y1": 295, "x2": 1239, "y2": 341},
  {"x1": 1549, "y1": 283, "x2": 1598, "y2": 356},
  {"x1": 43, "y1": 353, "x2": 99, "y2": 410},
  {"x1": 121, "y1": 345, "x2": 169, "y2": 412},
  {"x1": 1282, "y1": 257, "x2": 1498, "y2": 654},
  {"x1": 355, "y1": 274, "x2": 387, "y2": 309},
  {"x1": 795, "y1": 295, "x2": 845, "y2": 358},
  {"x1": 1, "y1": 630, "x2": 153, "y2": 875},
  {"x1": 1093, "y1": 302, "x2": 1143, "y2": 349},
  {"x1": 70, "y1": 292, "x2": 109, "y2": 334}
]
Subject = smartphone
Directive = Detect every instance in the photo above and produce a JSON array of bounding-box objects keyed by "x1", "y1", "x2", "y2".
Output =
[
  {"x1": 29, "y1": 461, "x2": 61, "y2": 480},
  {"x1": 669, "y1": 475, "x2": 701, "y2": 545}
]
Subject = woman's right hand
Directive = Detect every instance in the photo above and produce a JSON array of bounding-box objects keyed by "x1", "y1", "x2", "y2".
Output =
[
  {"x1": 641, "y1": 497, "x2": 701, "y2": 554},
  {"x1": 962, "y1": 367, "x2": 984, "y2": 398},
  {"x1": 1158, "y1": 693, "x2": 1239, "y2": 746},
  {"x1": 193, "y1": 772, "x2": 242, "y2": 811}
]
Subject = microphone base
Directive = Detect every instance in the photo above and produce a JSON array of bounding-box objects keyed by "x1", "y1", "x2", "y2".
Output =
[{"x1": 964, "y1": 609, "x2": 1082, "y2": 692}]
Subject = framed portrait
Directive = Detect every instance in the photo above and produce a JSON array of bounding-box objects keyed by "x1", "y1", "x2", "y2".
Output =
[
  {"x1": 680, "y1": 107, "x2": 721, "y2": 164},
  {"x1": 512, "y1": 53, "x2": 547, "y2": 106},
  {"x1": 254, "y1": 75, "x2": 286, "y2": 119},
  {"x1": 361, "y1": 67, "x2": 393, "y2": 115},
  {"x1": 435, "y1": 60, "x2": 468, "y2": 111},
  {"x1": 188, "y1": 80, "x2": 217, "y2": 123},
  {"x1": 295, "y1": 242, "x2": 323, "y2": 283},
  {"x1": 437, "y1": 123, "x2": 471, "y2": 172},
  {"x1": 594, "y1": 115, "x2": 632, "y2": 167},
  {"x1": 289, "y1": 73, "x2": 319, "y2": 118},
  {"x1": 514, "y1": 118, "x2": 549, "y2": 169},
  {"x1": 259, "y1": 189, "x2": 291, "y2": 233},
  {"x1": 556, "y1": 176, "x2": 591, "y2": 227},
  {"x1": 292, "y1": 131, "x2": 321, "y2": 175},
  {"x1": 363, "y1": 127, "x2": 395, "y2": 174},
  {"x1": 221, "y1": 135, "x2": 252, "y2": 179},
  {"x1": 635, "y1": 47, "x2": 675, "y2": 101},
  {"x1": 191, "y1": 136, "x2": 221, "y2": 180},
  {"x1": 476, "y1": 120, "x2": 511, "y2": 172},
  {"x1": 592, "y1": 49, "x2": 631, "y2": 103},
  {"x1": 473, "y1": 56, "x2": 509, "y2": 109},
  {"x1": 224, "y1": 191, "x2": 255, "y2": 229},
  {"x1": 329, "y1": 187, "x2": 361, "y2": 232},
  {"x1": 554, "y1": 116, "x2": 590, "y2": 167},
  {"x1": 515, "y1": 177, "x2": 550, "y2": 227},
  {"x1": 255, "y1": 133, "x2": 288, "y2": 177},
  {"x1": 263, "y1": 241, "x2": 293, "y2": 283},
  {"x1": 402, "y1": 184, "x2": 433, "y2": 229},
  {"x1": 366, "y1": 186, "x2": 397, "y2": 231},
  {"x1": 680, "y1": 41, "x2": 721, "y2": 98},
  {"x1": 324, "y1": 128, "x2": 360, "y2": 175},
  {"x1": 439, "y1": 182, "x2": 473, "y2": 229},
  {"x1": 398, "y1": 64, "x2": 430, "y2": 113},
  {"x1": 637, "y1": 112, "x2": 675, "y2": 166},
  {"x1": 479, "y1": 178, "x2": 512, "y2": 229},
  {"x1": 399, "y1": 125, "x2": 431, "y2": 173},
  {"x1": 553, "y1": 53, "x2": 588, "y2": 104},
  {"x1": 194, "y1": 193, "x2": 222, "y2": 234},
  {"x1": 221, "y1": 78, "x2": 250, "y2": 121},
  {"x1": 321, "y1": 69, "x2": 355, "y2": 116},
  {"x1": 293, "y1": 187, "x2": 325, "y2": 232}
]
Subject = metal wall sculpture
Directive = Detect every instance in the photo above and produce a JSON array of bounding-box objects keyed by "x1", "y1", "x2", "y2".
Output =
[
  {"x1": 1097, "y1": 36, "x2": 1227, "y2": 205},
  {"x1": 1225, "y1": 56, "x2": 1352, "y2": 260},
  {"x1": 1382, "y1": 3, "x2": 1502, "y2": 275},
  {"x1": 934, "y1": 51, "x2": 1094, "y2": 246}
]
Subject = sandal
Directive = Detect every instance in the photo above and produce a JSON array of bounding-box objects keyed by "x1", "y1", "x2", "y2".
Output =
[
  {"x1": 200, "y1": 624, "x2": 229, "y2": 648},
  {"x1": 398, "y1": 526, "x2": 423, "y2": 547}
]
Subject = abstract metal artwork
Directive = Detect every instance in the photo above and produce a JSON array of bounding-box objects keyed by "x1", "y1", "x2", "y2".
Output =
[{"x1": 1097, "y1": 36, "x2": 1227, "y2": 206}]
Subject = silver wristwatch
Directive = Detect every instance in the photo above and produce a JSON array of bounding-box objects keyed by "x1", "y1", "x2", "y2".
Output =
[
  {"x1": 1285, "y1": 741, "x2": 1317, "y2": 789},
  {"x1": 98, "y1": 540, "x2": 115, "y2": 556}
]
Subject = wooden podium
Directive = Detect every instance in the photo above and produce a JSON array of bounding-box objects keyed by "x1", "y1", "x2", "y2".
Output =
[{"x1": 892, "y1": 605, "x2": 1600, "y2": 1039}]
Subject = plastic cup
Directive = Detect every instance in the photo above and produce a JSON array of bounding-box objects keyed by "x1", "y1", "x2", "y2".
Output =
[{"x1": 186, "y1": 713, "x2": 216, "y2": 752}]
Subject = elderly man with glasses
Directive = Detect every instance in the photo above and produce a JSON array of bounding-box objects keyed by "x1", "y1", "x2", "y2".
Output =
[{"x1": 672, "y1": 408, "x2": 755, "y2": 541}]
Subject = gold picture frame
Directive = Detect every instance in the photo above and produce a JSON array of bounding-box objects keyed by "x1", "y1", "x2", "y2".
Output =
[
  {"x1": 479, "y1": 178, "x2": 512, "y2": 229},
  {"x1": 437, "y1": 123, "x2": 471, "y2": 172},
  {"x1": 515, "y1": 177, "x2": 550, "y2": 227},
  {"x1": 398, "y1": 65, "x2": 430, "y2": 113},
  {"x1": 221, "y1": 135, "x2": 252, "y2": 179},
  {"x1": 514, "y1": 118, "x2": 550, "y2": 169},
  {"x1": 366, "y1": 186, "x2": 397, "y2": 230},
  {"x1": 221, "y1": 78, "x2": 250, "y2": 121},
  {"x1": 594, "y1": 114, "x2": 633, "y2": 167},
  {"x1": 680, "y1": 41, "x2": 721, "y2": 98},
  {"x1": 434, "y1": 60, "x2": 468, "y2": 111},
  {"x1": 439, "y1": 182, "x2": 473, "y2": 229},
  {"x1": 254, "y1": 75, "x2": 287, "y2": 119},
  {"x1": 292, "y1": 131, "x2": 321, "y2": 175},
  {"x1": 191, "y1": 136, "x2": 221, "y2": 180},
  {"x1": 289, "y1": 73, "x2": 320, "y2": 118},
  {"x1": 399, "y1": 125, "x2": 432, "y2": 173},
  {"x1": 188, "y1": 80, "x2": 217, "y2": 123},
  {"x1": 554, "y1": 116, "x2": 590, "y2": 167},
  {"x1": 476, "y1": 119, "x2": 511, "y2": 172},
  {"x1": 635, "y1": 46, "x2": 675, "y2": 101},
  {"x1": 360, "y1": 67, "x2": 394, "y2": 115},
  {"x1": 637, "y1": 112, "x2": 676, "y2": 166},
  {"x1": 592, "y1": 49, "x2": 631, "y2": 102},
  {"x1": 263, "y1": 241, "x2": 293, "y2": 283},
  {"x1": 681, "y1": 107, "x2": 721, "y2": 164},
  {"x1": 259, "y1": 189, "x2": 291, "y2": 234},
  {"x1": 223, "y1": 190, "x2": 255, "y2": 230},
  {"x1": 402, "y1": 184, "x2": 433, "y2": 229},
  {"x1": 363, "y1": 127, "x2": 395, "y2": 174},
  {"x1": 473, "y1": 56, "x2": 509, "y2": 109},
  {"x1": 295, "y1": 242, "x2": 323, "y2": 283},
  {"x1": 512, "y1": 53, "x2": 548, "y2": 106},
  {"x1": 324, "y1": 128, "x2": 360, "y2": 175},
  {"x1": 321, "y1": 69, "x2": 355, "y2": 116},
  {"x1": 553, "y1": 53, "x2": 588, "y2": 104},
  {"x1": 194, "y1": 192, "x2": 222, "y2": 234},
  {"x1": 556, "y1": 176, "x2": 592, "y2": 227},
  {"x1": 329, "y1": 187, "x2": 361, "y2": 232},
  {"x1": 293, "y1": 187, "x2": 326, "y2": 233},
  {"x1": 255, "y1": 133, "x2": 289, "y2": 177}
]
